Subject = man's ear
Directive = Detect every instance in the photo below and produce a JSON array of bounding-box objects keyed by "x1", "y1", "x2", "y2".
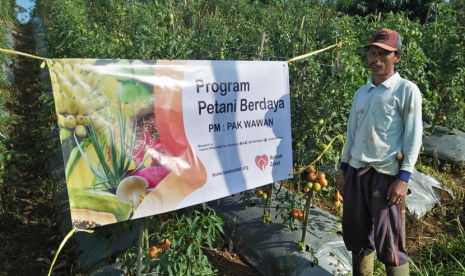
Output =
[{"x1": 395, "y1": 54, "x2": 402, "y2": 64}]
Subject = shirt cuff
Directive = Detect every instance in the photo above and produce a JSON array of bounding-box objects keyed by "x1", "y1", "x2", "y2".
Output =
[
  {"x1": 398, "y1": 170, "x2": 411, "y2": 182},
  {"x1": 339, "y1": 162, "x2": 349, "y2": 171}
]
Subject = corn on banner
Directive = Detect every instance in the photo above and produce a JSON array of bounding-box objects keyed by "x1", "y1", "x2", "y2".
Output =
[{"x1": 50, "y1": 59, "x2": 292, "y2": 229}]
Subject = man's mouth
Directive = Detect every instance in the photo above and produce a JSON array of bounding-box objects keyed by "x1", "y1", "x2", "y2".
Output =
[{"x1": 370, "y1": 63, "x2": 382, "y2": 70}]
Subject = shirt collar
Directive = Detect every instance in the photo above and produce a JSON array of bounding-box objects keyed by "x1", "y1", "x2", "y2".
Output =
[{"x1": 367, "y1": 72, "x2": 400, "y2": 90}]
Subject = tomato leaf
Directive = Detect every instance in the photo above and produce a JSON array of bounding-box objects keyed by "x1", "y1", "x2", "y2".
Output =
[{"x1": 187, "y1": 243, "x2": 193, "y2": 258}]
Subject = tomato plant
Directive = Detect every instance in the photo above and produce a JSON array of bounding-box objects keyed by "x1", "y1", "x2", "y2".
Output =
[
  {"x1": 33, "y1": 0, "x2": 465, "y2": 271},
  {"x1": 0, "y1": 0, "x2": 25, "y2": 186}
]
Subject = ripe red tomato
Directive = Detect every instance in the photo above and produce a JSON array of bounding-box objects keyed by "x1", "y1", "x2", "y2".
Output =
[
  {"x1": 149, "y1": 246, "x2": 159, "y2": 259},
  {"x1": 161, "y1": 238, "x2": 171, "y2": 250},
  {"x1": 307, "y1": 173, "x2": 316, "y2": 181},
  {"x1": 319, "y1": 178, "x2": 328, "y2": 187},
  {"x1": 291, "y1": 209, "x2": 300, "y2": 218}
]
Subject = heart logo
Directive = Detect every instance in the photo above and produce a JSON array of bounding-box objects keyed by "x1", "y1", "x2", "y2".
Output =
[{"x1": 255, "y1": 155, "x2": 268, "y2": 171}]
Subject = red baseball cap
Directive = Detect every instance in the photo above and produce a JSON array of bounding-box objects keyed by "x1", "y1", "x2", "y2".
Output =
[{"x1": 364, "y1": 29, "x2": 402, "y2": 52}]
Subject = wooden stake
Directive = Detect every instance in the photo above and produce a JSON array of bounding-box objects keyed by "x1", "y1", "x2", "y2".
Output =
[
  {"x1": 136, "y1": 218, "x2": 146, "y2": 276},
  {"x1": 332, "y1": 51, "x2": 340, "y2": 77},
  {"x1": 257, "y1": 32, "x2": 266, "y2": 60},
  {"x1": 300, "y1": 16, "x2": 305, "y2": 33},
  {"x1": 300, "y1": 191, "x2": 313, "y2": 250},
  {"x1": 425, "y1": 4, "x2": 431, "y2": 26}
]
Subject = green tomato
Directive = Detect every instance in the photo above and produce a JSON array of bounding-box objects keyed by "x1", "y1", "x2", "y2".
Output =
[{"x1": 306, "y1": 182, "x2": 313, "y2": 189}]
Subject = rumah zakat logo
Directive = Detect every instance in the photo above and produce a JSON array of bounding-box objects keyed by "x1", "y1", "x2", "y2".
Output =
[{"x1": 255, "y1": 154, "x2": 268, "y2": 171}]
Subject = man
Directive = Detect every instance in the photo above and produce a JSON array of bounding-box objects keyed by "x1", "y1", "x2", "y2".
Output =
[{"x1": 336, "y1": 29, "x2": 422, "y2": 276}]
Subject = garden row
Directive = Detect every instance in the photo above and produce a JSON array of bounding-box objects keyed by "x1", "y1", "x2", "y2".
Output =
[
  {"x1": 31, "y1": 0, "x2": 465, "y2": 275},
  {"x1": 0, "y1": 0, "x2": 16, "y2": 189}
]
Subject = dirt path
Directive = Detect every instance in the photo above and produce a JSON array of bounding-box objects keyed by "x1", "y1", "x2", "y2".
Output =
[{"x1": 0, "y1": 22, "x2": 65, "y2": 276}]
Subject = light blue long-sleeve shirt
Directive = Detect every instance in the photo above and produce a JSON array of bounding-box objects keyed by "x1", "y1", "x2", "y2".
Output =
[{"x1": 340, "y1": 72, "x2": 423, "y2": 182}]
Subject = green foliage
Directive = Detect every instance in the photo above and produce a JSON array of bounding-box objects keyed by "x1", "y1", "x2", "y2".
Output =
[
  {"x1": 33, "y1": 0, "x2": 465, "y2": 273},
  {"x1": 0, "y1": 0, "x2": 18, "y2": 183},
  {"x1": 409, "y1": 213, "x2": 465, "y2": 275},
  {"x1": 331, "y1": 0, "x2": 435, "y2": 24},
  {"x1": 275, "y1": 187, "x2": 301, "y2": 231},
  {"x1": 115, "y1": 205, "x2": 223, "y2": 275},
  {"x1": 149, "y1": 205, "x2": 223, "y2": 275}
]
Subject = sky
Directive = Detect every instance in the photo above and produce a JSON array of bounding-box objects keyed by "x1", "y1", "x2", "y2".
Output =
[{"x1": 16, "y1": 0, "x2": 35, "y2": 23}]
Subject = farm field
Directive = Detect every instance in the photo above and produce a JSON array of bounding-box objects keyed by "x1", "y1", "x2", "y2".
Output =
[{"x1": 0, "y1": 0, "x2": 464, "y2": 275}]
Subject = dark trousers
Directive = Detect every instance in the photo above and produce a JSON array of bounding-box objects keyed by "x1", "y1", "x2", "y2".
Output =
[{"x1": 342, "y1": 165, "x2": 408, "y2": 266}]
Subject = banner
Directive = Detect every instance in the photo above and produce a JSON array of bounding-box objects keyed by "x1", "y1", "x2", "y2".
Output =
[{"x1": 51, "y1": 59, "x2": 292, "y2": 229}]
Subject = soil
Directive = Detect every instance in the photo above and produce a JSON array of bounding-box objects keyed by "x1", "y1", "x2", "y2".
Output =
[
  {"x1": 0, "y1": 22, "x2": 65, "y2": 276},
  {"x1": 201, "y1": 241, "x2": 262, "y2": 276},
  {"x1": 1, "y1": 21, "x2": 464, "y2": 276}
]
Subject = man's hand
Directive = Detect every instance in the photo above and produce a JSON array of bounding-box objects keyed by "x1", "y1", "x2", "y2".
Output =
[
  {"x1": 336, "y1": 170, "x2": 346, "y2": 196},
  {"x1": 387, "y1": 179, "x2": 408, "y2": 206}
]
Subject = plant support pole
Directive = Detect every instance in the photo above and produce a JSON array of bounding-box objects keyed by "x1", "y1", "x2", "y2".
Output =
[
  {"x1": 257, "y1": 32, "x2": 266, "y2": 60},
  {"x1": 300, "y1": 191, "x2": 313, "y2": 249},
  {"x1": 137, "y1": 218, "x2": 146, "y2": 276}
]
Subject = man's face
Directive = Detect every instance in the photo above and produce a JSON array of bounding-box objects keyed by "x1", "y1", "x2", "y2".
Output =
[{"x1": 367, "y1": 46, "x2": 401, "y2": 77}]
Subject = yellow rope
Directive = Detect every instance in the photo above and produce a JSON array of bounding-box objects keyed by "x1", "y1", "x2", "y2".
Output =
[
  {"x1": 2, "y1": 42, "x2": 347, "y2": 68},
  {"x1": 47, "y1": 228, "x2": 94, "y2": 276},
  {"x1": 0, "y1": 48, "x2": 52, "y2": 69},
  {"x1": 287, "y1": 41, "x2": 347, "y2": 64}
]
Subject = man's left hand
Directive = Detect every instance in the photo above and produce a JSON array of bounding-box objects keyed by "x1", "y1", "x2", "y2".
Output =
[{"x1": 387, "y1": 179, "x2": 408, "y2": 206}]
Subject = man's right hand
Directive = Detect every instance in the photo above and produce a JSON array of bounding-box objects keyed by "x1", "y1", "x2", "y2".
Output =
[{"x1": 337, "y1": 170, "x2": 346, "y2": 196}]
